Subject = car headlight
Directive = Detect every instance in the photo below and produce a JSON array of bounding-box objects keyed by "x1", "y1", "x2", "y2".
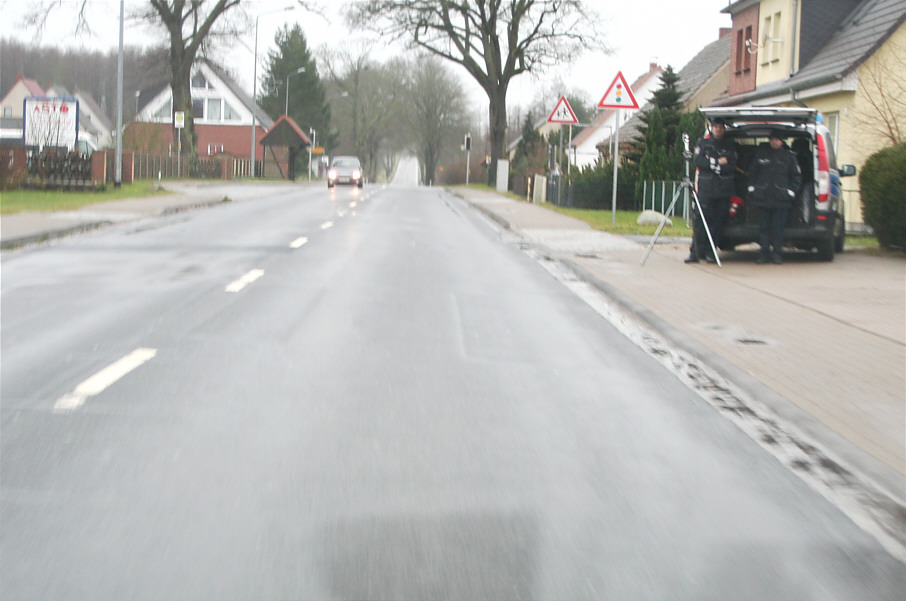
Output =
[
  {"x1": 352, "y1": 169, "x2": 361, "y2": 179},
  {"x1": 328, "y1": 169, "x2": 337, "y2": 179}
]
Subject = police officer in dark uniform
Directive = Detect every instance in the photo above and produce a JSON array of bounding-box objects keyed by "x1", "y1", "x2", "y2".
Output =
[
  {"x1": 686, "y1": 119, "x2": 737, "y2": 263},
  {"x1": 747, "y1": 130, "x2": 801, "y2": 264}
]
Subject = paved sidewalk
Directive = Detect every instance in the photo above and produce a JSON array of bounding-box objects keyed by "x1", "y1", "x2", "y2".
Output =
[{"x1": 454, "y1": 188, "x2": 905, "y2": 508}]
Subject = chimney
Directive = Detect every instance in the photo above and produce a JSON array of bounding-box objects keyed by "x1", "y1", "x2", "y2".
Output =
[{"x1": 719, "y1": 27, "x2": 732, "y2": 39}]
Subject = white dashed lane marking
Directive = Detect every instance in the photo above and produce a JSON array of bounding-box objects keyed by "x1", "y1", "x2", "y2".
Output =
[
  {"x1": 54, "y1": 348, "x2": 158, "y2": 413},
  {"x1": 321, "y1": 221, "x2": 333, "y2": 230},
  {"x1": 290, "y1": 236, "x2": 308, "y2": 249},
  {"x1": 225, "y1": 269, "x2": 264, "y2": 292}
]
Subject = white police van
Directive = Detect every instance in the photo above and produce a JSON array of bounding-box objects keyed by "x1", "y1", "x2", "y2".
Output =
[{"x1": 700, "y1": 107, "x2": 857, "y2": 261}]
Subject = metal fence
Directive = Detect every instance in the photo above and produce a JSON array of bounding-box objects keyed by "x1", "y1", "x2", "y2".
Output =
[
  {"x1": 642, "y1": 180, "x2": 688, "y2": 216},
  {"x1": 24, "y1": 149, "x2": 93, "y2": 188},
  {"x1": 109, "y1": 153, "x2": 231, "y2": 181}
]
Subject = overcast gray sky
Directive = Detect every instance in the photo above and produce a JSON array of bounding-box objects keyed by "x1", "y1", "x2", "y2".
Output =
[{"x1": 1, "y1": 0, "x2": 732, "y2": 111}]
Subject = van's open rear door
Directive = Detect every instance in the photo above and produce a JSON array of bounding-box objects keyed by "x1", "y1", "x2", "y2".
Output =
[{"x1": 700, "y1": 107, "x2": 817, "y2": 127}]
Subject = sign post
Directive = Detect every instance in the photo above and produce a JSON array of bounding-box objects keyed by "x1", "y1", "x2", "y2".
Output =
[
  {"x1": 597, "y1": 72, "x2": 640, "y2": 226},
  {"x1": 174, "y1": 111, "x2": 185, "y2": 178}
]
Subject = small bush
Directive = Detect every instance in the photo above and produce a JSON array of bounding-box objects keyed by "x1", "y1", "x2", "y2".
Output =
[{"x1": 860, "y1": 142, "x2": 906, "y2": 250}]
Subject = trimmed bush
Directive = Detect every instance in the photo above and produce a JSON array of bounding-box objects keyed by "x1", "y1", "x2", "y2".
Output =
[{"x1": 860, "y1": 142, "x2": 906, "y2": 250}]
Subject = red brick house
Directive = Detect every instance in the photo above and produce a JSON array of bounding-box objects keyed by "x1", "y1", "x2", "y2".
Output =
[{"x1": 127, "y1": 59, "x2": 289, "y2": 176}]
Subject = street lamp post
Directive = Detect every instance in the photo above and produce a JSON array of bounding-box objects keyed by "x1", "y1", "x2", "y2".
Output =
[
  {"x1": 285, "y1": 67, "x2": 305, "y2": 115},
  {"x1": 250, "y1": 5, "x2": 294, "y2": 178}
]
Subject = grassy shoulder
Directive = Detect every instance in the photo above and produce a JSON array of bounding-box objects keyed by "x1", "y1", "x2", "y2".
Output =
[
  {"x1": 1, "y1": 180, "x2": 172, "y2": 214},
  {"x1": 541, "y1": 203, "x2": 692, "y2": 237}
]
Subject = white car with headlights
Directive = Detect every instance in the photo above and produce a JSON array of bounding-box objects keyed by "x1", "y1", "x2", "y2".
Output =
[{"x1": 327, "y1": 156, "x2": 364, "y2": 188}]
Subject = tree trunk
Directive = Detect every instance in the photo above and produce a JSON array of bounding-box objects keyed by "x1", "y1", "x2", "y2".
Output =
[
  {"x1": 170, "y1": 65, "x2": 196, "y2": 163},
  {"x1": 487, "y1": 86, "x2": 507, "y2": 186}
]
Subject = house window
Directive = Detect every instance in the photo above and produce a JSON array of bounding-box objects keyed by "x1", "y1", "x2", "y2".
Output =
[
  {"x1": 207, "y1": 98, "x2": 222, "y2": 122},
  {"x1": 191, "y1": 72, "x2": 209, "y2": 89},
  {"x1": 762, "y1": 13, "x2": 782, "y2": 64},
  {"x1": 223, "y1": 101, "x2": 240, "y2": 121},
  {"x1": 153, "y1": 99, "x2": 172, "y2": 121},
  {"x1": 771, "y1": 12, "x2": 783, "y2": 62},
  {"x1": 3, "y1": 106, "x2": 12, "y2": 117},
  {"x1": 736, "y1": 29, "x2": 744, "y2": 73},
  {"x1": 744, "y1": 25, "x2": 752, "y2": 71},
  {"x1": 823, "y1": 112, "x2": 840, "y2": 153},
  {"x1": 192, "y1": 98, "x2": 205, "y2": 119}
]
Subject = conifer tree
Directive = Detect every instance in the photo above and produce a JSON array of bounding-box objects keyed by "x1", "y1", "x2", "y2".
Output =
[
  {"x1": 639, "y1": 106, "x2": 669, "y2": 184},
  {"x1": 258, "y1": 25, "x2": 332, "y2": 159},
  {"x1": 628, "y1": 65, "x2": 683, "y2": 177}
]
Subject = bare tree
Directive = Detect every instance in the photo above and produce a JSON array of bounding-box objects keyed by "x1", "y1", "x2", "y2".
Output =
[
  {"x1": 849, "y1": 38, "x2": 905, "y2": 150},
  {"x1": 345, "y1": 0, "x2": 607, "y2": 184},
  {"x1": 321, "y1": 43, "x2": 407, "y2": 180},
  {"x1": 404, "y1": 55, "x2": 469, "y2": 185}
]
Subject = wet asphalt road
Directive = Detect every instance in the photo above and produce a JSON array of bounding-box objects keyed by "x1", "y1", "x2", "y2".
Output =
[{"x1": 2, "y1": 160, "x2": 904, "y2": 599}]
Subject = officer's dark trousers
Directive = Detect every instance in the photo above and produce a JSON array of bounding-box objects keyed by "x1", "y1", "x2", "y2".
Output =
[
  {"x1": 690, "y1": 194, "x2": 730, "y2": 259},
  {"x1": 758, "y1": 206, "x2": 788, "y2": 257}
]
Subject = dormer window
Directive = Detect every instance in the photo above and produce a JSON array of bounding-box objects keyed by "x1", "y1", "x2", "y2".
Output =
[{"x1": 191, "y1": 72, "x2": 209, "y2": 89}]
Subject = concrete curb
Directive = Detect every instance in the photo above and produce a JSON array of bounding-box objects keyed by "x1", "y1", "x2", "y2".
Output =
[{"x1": 1, "y1": 196, "x2": 231, "y2": 251}]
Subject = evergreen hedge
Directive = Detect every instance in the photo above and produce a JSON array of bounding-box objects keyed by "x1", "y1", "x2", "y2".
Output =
[{"x1": 859, "y1": 143, "x2": 906, "y2": 250}]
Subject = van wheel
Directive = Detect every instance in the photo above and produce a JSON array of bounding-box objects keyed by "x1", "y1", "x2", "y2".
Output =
[
  {"x1": 834, "y1": 233, "x2": 845, "y2": 253},
  {"x1": 817, "y1": 232, "x2": 835, "y2": 261}
]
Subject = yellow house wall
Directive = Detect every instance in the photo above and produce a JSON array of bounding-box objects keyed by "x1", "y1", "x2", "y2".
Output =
[
  {"x1": 848, "y1": 24, "x2": 906, "y2": 161},
  {"x1": 808, "y1": 25, "x2": 906, "y2": 228},
  {"x1": 755, "y1": 0, "x2": 799, "y2": 88}
]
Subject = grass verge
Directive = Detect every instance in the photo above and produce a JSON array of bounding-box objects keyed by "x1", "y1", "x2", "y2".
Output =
[
  {"x1": 1, "y1": 180, "x2": 171, "y2": 214},
  {"x1": 541, "y1": 203, "x2": 692, "y2": 237}
]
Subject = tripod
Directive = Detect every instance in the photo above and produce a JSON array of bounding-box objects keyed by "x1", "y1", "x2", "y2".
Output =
[{"x1": 641, "y1": 133, "x2": 721, "y2": 267}]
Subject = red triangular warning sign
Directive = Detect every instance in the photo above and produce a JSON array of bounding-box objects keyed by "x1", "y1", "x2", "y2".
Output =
[
  {"x1": 547, "y1": 95, "x2": 579, "y2": 124},
  {"x1": 597, "y1": 71, "x2": 640, "y2": 110}
]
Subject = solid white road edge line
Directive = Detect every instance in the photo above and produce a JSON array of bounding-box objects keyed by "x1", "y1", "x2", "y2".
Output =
[
  {"x1": 225, "y1": 269, "x2": 264, "y2": 292},
  {"x1": 290, "y1": 236, "x2": 308, "y2": 249},
  {"x1": 54, "y1": 348, "x2": 158, "y2": 413}
]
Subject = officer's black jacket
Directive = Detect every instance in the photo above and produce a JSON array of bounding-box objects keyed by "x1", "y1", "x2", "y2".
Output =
[
  {"x1": 747, "y1": 144, "x2": 802, "y2": 209},
  {"x1": 694, "y1": 135, "x2": 737, "y2": 197}
]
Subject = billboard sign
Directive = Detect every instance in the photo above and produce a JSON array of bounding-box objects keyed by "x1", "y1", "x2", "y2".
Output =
[{"x1": 23, "y1": 96, "x2": 80, "y2": 150}]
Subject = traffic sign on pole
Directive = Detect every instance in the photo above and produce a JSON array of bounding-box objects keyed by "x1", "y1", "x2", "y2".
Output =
[
  {"x1": 547, "y1": 95, "x2": 579, "y2": 124},
  {"x1": 597, "y1": 71, "x2": 640, "y2": 110}
]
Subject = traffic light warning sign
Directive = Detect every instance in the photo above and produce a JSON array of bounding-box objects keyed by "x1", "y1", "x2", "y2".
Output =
[{"x1": 597, "y1": 71, "x2": 640, "y2": 110}]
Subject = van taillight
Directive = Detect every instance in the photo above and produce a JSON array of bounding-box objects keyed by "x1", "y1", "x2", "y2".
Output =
[{"x1": 816, "y1": 133, "x2": 831, "y2": 203}]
